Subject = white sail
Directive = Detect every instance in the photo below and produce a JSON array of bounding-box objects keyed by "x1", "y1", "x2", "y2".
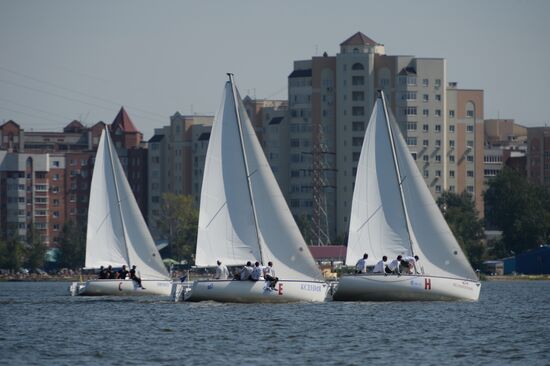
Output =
[
  {"x1": 195, "y1": 82, "x2": 263, "y2": 267},
  {"x1": 85, "y1": 129, "x2": 128, "y2": 269},
  {"x1": 85, "y1": 129, "x2": 170, "y2": 281},
  {"x1": 346, "y1": 93, "x2": 477, "y2": 281},
  {"x1": 196, "y1": 79, "x2": 323, "y2": 281},
  {"x1": 346, "y1": 100, "x2": 411, "y2": 266}
]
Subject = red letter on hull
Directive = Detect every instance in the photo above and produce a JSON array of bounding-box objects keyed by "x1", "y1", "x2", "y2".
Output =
[
  {"x1": 277, "y1": 283, "x2": 283, "y2": 295},
  {"x1": 424, "y1": 278, "x2": 431, "y2": 290}
]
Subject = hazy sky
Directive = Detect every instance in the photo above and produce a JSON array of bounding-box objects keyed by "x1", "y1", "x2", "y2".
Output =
[{"x1": 1, "y1": 0, "x2": 549, "y2": 138}]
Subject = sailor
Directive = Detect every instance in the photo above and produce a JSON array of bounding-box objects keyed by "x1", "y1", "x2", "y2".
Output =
[
  {"x1": 372, "y1": 256, "x2": 388, "y2": 274},
  {"x1": 355, "y1": 253, "x2": 369, "y2": 273},
  {"x1": 402, "y1": 255, "x2": 420, "y2": 274},
  {"x1": 98, "y1": 265, "x2": 108, "y2": 279},
  {"x1": 263, "y1": 261, "x2": 278, "y2": 289},
  {"x1": 107, "y1": 265, "x2": 115, "y2": 279},
  {"x1": 387, "y1": 255, "x2": 402, "y2": 275},
  {"x1": 240, "y1": 261, "x2": 253, "y2": 281},
  {"x1": 214, "y1": 260, "x2": 229, "y2": 280},
  {"x1": 117, "y1": 265, "x2": 128, "y2": 280},
  {"x1": 130, "y1": 265, "x2": 145, "y2": 289},
  {"x1": 251, "y1": 261, "x2": 263, "y2": 281}
]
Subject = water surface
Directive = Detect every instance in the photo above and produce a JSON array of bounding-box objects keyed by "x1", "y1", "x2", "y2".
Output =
[{"x1": 1, "y1": 281, "x2": 549, "y2": 365}]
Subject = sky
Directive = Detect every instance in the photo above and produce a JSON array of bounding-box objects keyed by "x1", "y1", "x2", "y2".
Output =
[{"x1": 0, "y1": 0, "x2": 549, "y2": 139}]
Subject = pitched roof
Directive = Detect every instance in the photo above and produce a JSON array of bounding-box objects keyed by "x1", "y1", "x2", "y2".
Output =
[
  {"x1": 340, "y1": 32, "x2": 378, "y2": 47},
  {"x1": 149, "y1": 134, "x2": 165, "y2": 143},
  {"x1": 63, "y1": 120, "x2": 84, "y2": 133},
  {"x1": 269, "y1": 117, "x2": 284, "y2": 125},
  {"x1": 111, "y1": 107, "x2": 139, "y2": 133},
  {"x1": 398, "y1": 66, "x2": 417, "y2": 76}
]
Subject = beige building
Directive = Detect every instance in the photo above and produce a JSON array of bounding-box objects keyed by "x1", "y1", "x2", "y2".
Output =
[
  {"x1": 147, "y1": 113, "x2": 213, "y2": 237},
  {"x1": 284, "y1": 32, "x2": 485, "y2": 241}
]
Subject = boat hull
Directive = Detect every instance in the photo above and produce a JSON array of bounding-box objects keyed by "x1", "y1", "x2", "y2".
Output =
[
  {"x1": 332, "y1": 274, "x2": 481, "y2": 301},
  {"x1": 182, "y1": 279, "x2": 329, "y2": 303},
  {"x1": 69, "y1": 279, "x2": 173, "y2": 297}
]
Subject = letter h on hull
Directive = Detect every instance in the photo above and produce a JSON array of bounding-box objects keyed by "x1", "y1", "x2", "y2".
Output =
[{"x1": 424, "y1": 278, "x2": 431, "y2": 290}]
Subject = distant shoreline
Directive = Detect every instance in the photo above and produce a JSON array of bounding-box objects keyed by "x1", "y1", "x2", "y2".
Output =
[{"x1": 483, "y1": 274, "x2": 550, "y2": 281}]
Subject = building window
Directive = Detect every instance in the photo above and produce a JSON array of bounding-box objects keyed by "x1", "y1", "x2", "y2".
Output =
[
  {"x1": 435, "y1": 79, "x2": 441, "y2": 88},
  {"x1": 436, "y1": 170, "x2": 441, "y2": 177},
  {"x1": 402, "y1": 91, "x2": 417, "y2": 101},
  {"x1": 435, "y1": 125, "x2": 441, "y2": 133},
  {"x1": 352, "y1": 62, "x2": 364, "y2": 70},
  {"x1": 423, "y1": 155, "x2": 429, "y2": 162},
  {"x1": 435, "y1": 155, "x2": 441, "y2": 162},
  {"x1": 352, "y1": 137, "x2": 364, "y2": 147},
  {"x1": 467, "y1": 125, "x2": 474, "y2": 133},
  {"x1": 423, "y1": 109, "x2": 429, "y2": 117},
  {"x1": 423, "y1": 139, "x2": 429, "y2": 147},
  {"x1": 467, "y1": 185, "x2": 474, "y2": 193},
  {"x1": 467, "y1": 110, "x2": 474, "y2": 118},
  {"x1": 290, "y1": 139, "x2": 300, "y2": 147},
  {"x1": 422, "y1": 79, "x2": 429, "y2": 87},
  {"x1": 467, "y1": 170, "x2": 474, "y2": 177},
  {"x1": 435, "y1": 109, "x2": 442, "y2": 117},
  {"x1": 407, "y1": 76, "x2": 417, "y2": 85},
  {"x1": 52, "y1": 211, "x2": 59, "y2": 219},
  {"x1": 352, "y1": 91, "x2": 364, "y2": 101},
  {"x1": 352, "y1": 121, "x2": 365, "y2": 131},
  {"x1": 407, "y1": 122, "x2": 417, "y2": 131},
  {"x1": 423, "y1": 170, "x2": 429, "y2": 178},
  {"x1": 352, "y1": 152, "x2": 361, "y2": 162},
  {"x1": 352, "y1": 76, "x2": 364, "y2": 86},
  {"x1": 411, "y1": 152, "x2": 417, "y2": 160},
  {"x1": 449, "y1": 185, "x2": 455, "y2": 192},
  {"x1": 435, "y1": 94, "x2": 441, "y2": 102},
  {"x1": 423, "y1": 124, "x2": 429, "y2": 132},
  {"x1": 467, "y1": 155, "x2": 474, "y2": 162},
  {"x1": 450, "y1": 170, "x2": 455, "y2": 177},
  {"x1": 435, "y1": 139, "x2": 441, "y2": 147},
  {"x1": 406, "y1": 137, "x2": 417, "y2": 146},
  {"x1": 435, "y1": 185, "x2": 441, "y2": 193},
  {"x1": 423, "y1": 94, "x2": 429, "y2": 102},
  {"x1": 449, "y1": 125, "x2": 455, "y2": 133},
  {"x1": 449, "y1": 155, "x2": 455, "y2": 162},
  {"x1": 403, "y1": 107, "x2": 417, "y2": 116},
  {"x1": 352, "y1": 106, "x2": 365, "y2": 116},
  {"x1": 52, "y1": 161, "x2": 60, "y2": 167},
  {"x1": 449, "y1": 110, "x2": 455, "y2": 118},
  {"x1": 467, "y1": 140, "x2": 474, "y2": 148}
]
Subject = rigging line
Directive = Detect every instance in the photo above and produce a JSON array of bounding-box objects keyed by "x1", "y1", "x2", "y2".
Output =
[
  {"x1": 0, "y1": 65, "x2": 168, "y2": 120},
  {"x1": 355, "y1": 205, "x2": 383, "y2": 233},
  {"x1": 0, "y1": 105, "x2": 71, "y2": 125},
  {"x1": 0, "y1": 78, "x2": 167, "y2": 126},
  {"x1": 0, "y1": 97, "x2": 78, "y2": 121},
  {"x1": 204, "y1": 202, "x2": 227, "y2": 229}
]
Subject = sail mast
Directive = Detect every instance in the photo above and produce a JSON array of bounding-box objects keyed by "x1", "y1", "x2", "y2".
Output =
[
  {"x1": 227, "y1": 73, "x2": 264, "y2": 264},
  {"x1": 379, "y1": 90, "x2": 416, "y2": 257},
  {"x1": 104, "y1": 127, "x2": 131, "y2": 267}
]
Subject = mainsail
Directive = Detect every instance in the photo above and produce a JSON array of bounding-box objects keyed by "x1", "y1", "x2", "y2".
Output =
[
  {"x1": 85, "y1": 129, "x2": 169, "y2": 281},
  {"x1": 346, "y1": 92, "x2": 477, "y2": 281},
  {"x1": 196, "y1": 76, "x2": 323, "y2": 281}
]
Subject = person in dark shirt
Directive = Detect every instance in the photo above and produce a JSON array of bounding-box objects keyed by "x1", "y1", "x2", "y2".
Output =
[
  {"x1": 98, "y1": 266, "x2": 108, "y2": 279},
  {"x1": 107, "y1": 265, "x2": 115, "y2": 279},
  {"x1": 130, "y1": 265, "x2": 145, "y2": 289},
  {"x1": 117, "y1": 265, "x2": 128, "y2": 280}
]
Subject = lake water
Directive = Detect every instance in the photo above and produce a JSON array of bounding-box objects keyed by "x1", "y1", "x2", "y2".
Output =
[{"x1": 1, "y1": 281, "x2": 549, "y2": 365}]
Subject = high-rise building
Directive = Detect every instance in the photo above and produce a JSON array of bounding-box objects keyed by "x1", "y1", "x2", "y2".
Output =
[
  {"x1": 284, "y1": 32, "x2": 485, "y2": 241},
  {"x1": 147, "y1": 113, "x2": 213, "y2": 238},
  {"x1": 527, "y1": 127, "x2": 550, "y2": 187}
]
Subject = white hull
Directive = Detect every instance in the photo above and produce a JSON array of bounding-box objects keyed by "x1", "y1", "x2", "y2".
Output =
[
  {"x1": 69, "y1": 279, "x2": 173, "y2": 297},
  {"x1": 332, "y1": 274, "x2": 481, "y2": 301},
  {"x1": 181, "y1": 279, "x2": 329, "y2": 303}
]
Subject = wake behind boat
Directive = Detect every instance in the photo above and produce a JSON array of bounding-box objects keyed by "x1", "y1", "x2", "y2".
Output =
[
  {"x1": 333, "y1": 91, "x2": 481, "y2": 302},
  {"x1": 177, "y1": 74, "x2": 329, "y2": 303},
  {"x1": 70, "y1": 128, "x2": 172, "y2": 297}
]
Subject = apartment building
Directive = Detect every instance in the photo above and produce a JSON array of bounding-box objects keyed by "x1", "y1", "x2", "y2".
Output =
[
  {"x1": 146, "y1": 113, "x2": 213, "y2": 238},
  {"x1": 0, "y1": 108, "x2": 147, "y2": 246},
  {"x1": 527, "y1": 127, "x2": 550, "y2": 187},
  {"x1": 284, "y1": 32, "x2": 485, "y2": 241}
]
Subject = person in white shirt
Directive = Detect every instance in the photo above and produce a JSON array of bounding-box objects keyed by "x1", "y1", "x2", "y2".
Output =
[
  {"x1": 355, "y1": 253, "x2": 369, "y2": 273},
  {"x1": 240, "y1": 261, "x2": 253, "y2": 280},
  {"x1": 401, "y1": 255, "x2": 419, "y2": 274},
  {"x1": 214, "y1": 260, "x2": 229, "y2": 279},
  {"x1": 251, "y1": 261, "x2": 263, "y2": 281},
  {"x1": 372, "y1": 256, "x2": 388, "y2": 274},
  {"x1": 263, "y1": 261, "x2": 278, "y2": 289},
  {"x1": 387, "y1": 255, "x2": 402, "y2": 275}
]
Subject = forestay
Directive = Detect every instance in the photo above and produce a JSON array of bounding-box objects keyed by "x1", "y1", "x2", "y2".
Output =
[{"x1": 85, "y1": 129, "x2": 169, "y2": 281}]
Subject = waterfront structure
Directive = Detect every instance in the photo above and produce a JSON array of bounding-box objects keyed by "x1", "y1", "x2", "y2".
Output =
[
  {"x1": 285, "y1": 32, "x2": 485, "y2": 241},
  {"x1": 0, "y1": 108, "x2": 147, "y2": 246}
]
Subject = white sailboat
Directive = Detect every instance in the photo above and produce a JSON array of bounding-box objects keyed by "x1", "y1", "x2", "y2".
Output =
[
  {"x1": 333, "y1": 91, "x2": 481, "y2": 301},
  {"x1": 181, "y1": 74, "x2": 329, "y2": 303},
  {"x1": 70, "y1": 128, "x2": 172, "y2": 296}
]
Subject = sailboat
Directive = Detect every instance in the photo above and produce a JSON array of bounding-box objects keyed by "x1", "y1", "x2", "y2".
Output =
[
  {"x1": 333, "y1": 91, "x2": 481, "y2": 301},
  {"x1": 70, "y1": 128, "x2": 172, "y2": 296},
  {"x1": 181, "y1": 74, "x2": 329, "y2": 303}
]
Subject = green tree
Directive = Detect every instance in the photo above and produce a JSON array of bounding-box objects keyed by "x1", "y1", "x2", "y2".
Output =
[
  {"x1": 24, "y1": 226, "x2": 47, "y2": 270},
  {"x1": 157, "y1": 193, "x2": 198, "y2": 263},
  {"x1": 437, "y1": 191, "x2": 485, "y2": 269},
  {"x1": 57, "y1": 221, "x2": 86, "y2": 269},
  {"x1": 484, "y1": 167, "x2": 550, "y2": 257},
  {"x1": 0, "y1": 229, "x2": 25, "y2": 271}
]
